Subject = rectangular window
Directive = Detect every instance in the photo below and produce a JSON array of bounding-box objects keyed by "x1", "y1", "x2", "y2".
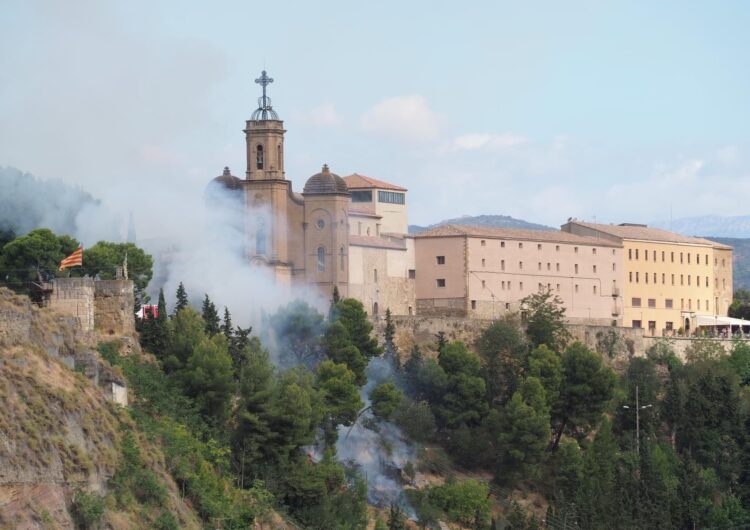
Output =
[
  {"x1": 671, "y1": 252, "x2": 674, "y2": 262},
  {"x1": 632, "y1": 320, "x2": 642, "y2": 329},
  {"x1": 613, "y1": 263, "x2": 616, "y2": 271},
  {"x1": 628, "y1": 249, "x2": 632, "y2": 260},
  {"x1": 471, "y1": 300, "x2": 476, "y2": 309},
  {"x1": 662, "y1": 273, "x2": 665, "y2": 284},
  {"x1": 519, "y1": 242, "x2": 523, "y2": 249},
  {"x1": 556, "y1": 283, "x2": 560, "y2": 291},
  {"x1": 671, "y1": 274, "x2": 675, "y2": 285},
  {"x1": 666, "y1": 321, "x2": 673, "y2": 331},
  {"x1": 575, "y1": 264, "x2": 579, "y2": 274},
  {"x1": 519, "y1": 261, "x2": 523, "y2": 270},
  {"x1": 705, "y1": 254, "x2": 708, "y2": 265},
  {"x1": 575, "y1": 284, "x2": 579, "y2": 293},
  {"x1": 648, "y1": 321, "x2": 656, "y2": 332},
  {"x1": 374, "y1": 269, "x2": 378, "y2": 283},
  {"x1": 648, "y1": 298, "x2": 656, "y2": 308},
  {"x1": 680, "y1": 274, "x2": 684, "y2": 286},
  {"x1": 351, "y1": 190, "x2": 373, "y2": 203},
  {"x1": 629, "y1": 271, "x2": 633, "y2": 282},
  {"x1": 481, "y1": 280, "x2": 486, "y2": 288},
  {"x1": 436, "y1": 256, "x2": 445, "y2": 265},
  {"x1": 645, "y1": 273, "x2": 648, "y2": 284},
  {"x1": 436, "y1": 279, "x2": 446, "y2": 287},
  {"x1": 501, "y1": 241, "x2": 505, "y2": 248},
  {"x1": 377, "y1": 190, "x2": 405, "y2": 204},
  {"x1": 556, "y1": 263, "x2": 560, "y2": 272},
  {"x1": 645, "y1": 250, "x2": 649, "y2": 260},
  {"x1": 681, "y1": 298, "x2": 684, "y2": 309},
  {"x1": 501, "y1": 260, "x2": 505, "y2": 271},
  {"x1": 636, "y1": 272, "x2": 639, "y2": 283},
  {"x1": 481, "y1": 240, "x2": 486, "y2": 246},
  {"x1": 593, "y1": 265, "x2": 597, "y2": 273},
  {"x1": 593, "y1": 285, "x2": 597, "y2": 294},
  {"x1": 688, "y1": 253, "x2": 691, "y2": 264},
  {"x1": 665, "y1": 299, "x2": 673, "y2": 308},
  {"x1": 662, "y1": 251, "x2": 665, "y2": 261},
  {"x1": 705, "y1": 276, "x2": 709, "y2": 287},
  {"x1": 408, "y1": 269, "x2": 416, "y2": 279},
  {"x1": 593, "y1": 248, "x2": 597, "y2": 254},
  {"x1": 680, "y1": 252, "x2": 683, "y2": 264},
  {"x1": 520, "y1": 282, "x2": 524, "y2": 290},
  {"x1": 636, "y1": 249, "x2": 639, "y2": 259},
  {"x1": 653, "y1": 273, "x2": 656, "y2": 283},
  {"x1": 574, "y1": 246, "x2": 579, "y2": 253},
  {"x1": 547, "y1": 262, "x2": 551, "y2": 271},
  {"x1": 556, "y1": 245, "x2": 560, "y2": 251},
  {"x1": 697, "y1": 299, "x2": 701, "y2": 310},
  {"x1": 482, "y1": 258, "x2": 486, "y2": 267},
  {"x1": 632, "y1": 297, "x2": 642, "y2": 307},
  {"x1": 537, "y1": 243, "x2": 542, "y2": 250},
  {"x1": 538, "y1": 262, "x2": 542, "y2": 271},
  {"x1": 688, "y1": 275, "x2": 691, "y2": 286}
]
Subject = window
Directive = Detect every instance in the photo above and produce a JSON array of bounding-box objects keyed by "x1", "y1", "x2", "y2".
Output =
[
  {"x1": 501, "y1": 260, "x2": 505, "y2": 271},
  {"x1": 671, "y1": 274, "x2": 675, "y2": 286},
  {"x1": 556, "y1": 245, "x2": 560, "y2": 251},
  {"x1": 556, "y1": 283, "x2": 560, "y2": 291},
  {"x1": 632, "y1": 320, "x2": 642, "y2": 329},
  {"x1": 538, "y1": 262, "x2": 542, "y2": 271},
  {"x1": 481, "y1": 280, "x2": 486, "y2": 288},
  {"x1": 556, "y1": 263, "x2": 560, "y2": 272},
  {"x1": 629, "y1": 271, "x2": 633, "y2": 282},
  {"x1": 502, "y1": 281, "x2": 506, "y2": 290},
  {"x1": 648, "y1": 321, "x2": 656, "y2": 332},
  {"x1": 538, "y1": 283, "x2": 543, "y2": 291},
  {"x1": 351, "y1": 190, "x2": 372, "y2": 202},
  {"x1": 481, "y1": 240, "x2": 486, "y2": 246},
  {"x1": 688, "y1": 299, "x2": 692, "y2": 310},
  {"x1": 340, "y1": 247, "x2": 345, "y2": 271},
  {"x1": 547, "y1": 262, "x2": 551, "y2": 271},
  {"x1": 671, "y1": 252, "x2": 674, "y2": 263},
  {"x1": 575, "y1": 264, "x2": 579, "y2": 274},
  {"x1": 519, "y1": 242, "x2": 523, "y2": 249},
  {"x1": 696, "y1": 253, "x2": 700, "y2": 264},
  {"x1": 575, "y1": 284, "x2": 579, "y2": 293},
  {"x1": 636, "y1": 249, "x2": 639, "y2": 259},
  {"x1": 593, "y1": 248, "x2": 597, "y2": 254},
  {"x1": 593, "y1": 265, "x2": 597, "y2": 273},
  {"x1": 687, "y1": 253, "x2": 691, "y2": 264},
  {"x1": 408, "y1": 269, "x2": 416, "y2": 279},
  {"x1": 317, "y1": 246, "x2": 325, "y2": 272},
  {"x1": 519, "y1": 261, "x2": 523, "y2": 270},
  {"x1": 471, "y1": 300, "x2": 476, "y2": 310},
  {"x1": 256, "y1": 144, "x2": 264, "y2": 169},
  {"x1": 662, "y1": 251, "x2": 665, "y2": 261},
  {"x1": 316, "y1": 218, "x2": 325, "y2": 229},
  {"x1": 680, "y1": 274, "x2": 684, "y2": 286},
  {"x1": 628, "y1": 249, "x2": 632, "y2": 260},
  {"x1": 436, "y1": 256, "x2": 445, "y2": 265},
  {"x1": 632, "y1": 297, "x2": 642, "y2": 307},
  {"x1": 697, "y1": 299, "x2": 701, "y2": 310},
  {"x1": 645, "y1": 250, "x2": 649, "y2": 260},
  {"x1": 681, "y1": 299, "x2": 684, "y2": 309},
  {"x1": 436, "y1": 279, "x2": 446, "y2": 287},
  {"x1": 505, "y1": 303, "x2": 510, "y2": 310},
  {"x1": 680, "y1": 252, "x2": 683, "y2": 264},
  {"x1": 648, "y1": 298, "x2": 656, "y2": 308},
  {"x1": 705, "y1": 254, "x2": 708, "y2": 265},
  {"x1": 501, "y1": 241, "x2": 505, "y2": 248},
  {"x1": 520, "y1": 282, "x2": 524, "y2": 290},
  {"x1": 377, "y1": 191, "x2": 405, "y2": 204},
  {"x1": 374, "y1": 269, "x2": 378, "y2": 283},
  {"x1": 688, "y1": 275, "x2": 691, "y2": 286},
  {"x1": 537, "y1": 243, "x2": 542, "y2": 250},
  {"x1": 613, "y1": 263, "x2": 616, "y2": 271},
  {"x1": 636, "y1": 272, "x2": 639, "y2": 283},
  {"x1": 653, "y1": 273, "x2": 656, "y2": 283},
  {"x1": 574, "y1": 246, "x2": 579, "y2": 254},
  {"x1": 722, "y1": 259, "x2": 726, "y2": 267},
  {"x1": 665, "y1": 299, "x2": 673, "y2": 309},
  {"x1": 482, "y1": 258, "x2": 486, "y2": 267},
  {"x1": 593, "y1": 285, "x2": 597, "y2": 294},
  {"x1": 645, "y1": 273, "x2": 649, "y2": 284},
  {"x1": 666, "y1": 321, "x2": 673, "y2": 331},
  {"x1": 662, "y1": 273, "x2": 665, "y2": 284}
]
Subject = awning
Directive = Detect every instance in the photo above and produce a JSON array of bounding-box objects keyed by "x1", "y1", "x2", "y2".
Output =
[{"x1": 695, "y1": 314, "x2": 750, "y2": 327}]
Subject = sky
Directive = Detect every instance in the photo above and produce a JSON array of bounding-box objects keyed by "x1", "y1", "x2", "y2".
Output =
[{"x1": 1, "y1": 0, "x2": 750, "y2": 235}]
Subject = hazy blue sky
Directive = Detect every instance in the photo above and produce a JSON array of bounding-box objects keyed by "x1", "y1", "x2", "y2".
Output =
[{"x1": 1, "y1": 0, "x2": 749, "y2": 232}]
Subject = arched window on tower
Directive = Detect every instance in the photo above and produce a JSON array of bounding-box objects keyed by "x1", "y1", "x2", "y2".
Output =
[
  {"x1": 256, "y1": 145, "x2": 264, "y2": 170},
  {"x1": 256, "y1": 217, "x2": 266, "y2": 255},
  {"x1": 277, "y1": 144, "x2": 282, "y2": 170},
  {"x1": 317, "y1": 246, "x2": 325, "y2": 272},
  {"x1": 340, "y1": 246, "x2": 345, "y2": 271}
]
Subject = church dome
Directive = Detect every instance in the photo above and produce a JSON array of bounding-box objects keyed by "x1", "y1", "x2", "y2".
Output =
[
  {"x1": 210, "y1": 166, "x2": 242, "y2": 191},
  {"x1": 303, "y1": 164, "x2": 349, "y2": 195}
]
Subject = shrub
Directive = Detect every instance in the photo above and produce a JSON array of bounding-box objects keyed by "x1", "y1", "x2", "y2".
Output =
[{"x1": 70, "y1": 490, "x2": 105, "y2": 529}]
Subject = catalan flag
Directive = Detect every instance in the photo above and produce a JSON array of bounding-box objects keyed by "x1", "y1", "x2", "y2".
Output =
[{"x1": 59, "y1": 245, "x2": 83, "y2": 271}]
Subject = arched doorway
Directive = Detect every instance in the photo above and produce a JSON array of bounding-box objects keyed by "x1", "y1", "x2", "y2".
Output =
[{"x1": 684, "y1": 317, "x2": 691, "y2": 334}]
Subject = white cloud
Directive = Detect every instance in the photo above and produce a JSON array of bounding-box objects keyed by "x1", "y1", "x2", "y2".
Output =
[
  {"x1": 452, "y1": 132, "x2": 528, "y2": 151},
  {"x1": 360, "y1": 95, "x2": 441, "y2": 142},
  {"x1": 305, "y1": 102, "x2": 343, "y2": 127}
]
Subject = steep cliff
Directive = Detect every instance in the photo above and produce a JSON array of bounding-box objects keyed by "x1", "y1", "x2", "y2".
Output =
[{"x1": 0, "y1": 288, "x2": 202, "y2": 529}]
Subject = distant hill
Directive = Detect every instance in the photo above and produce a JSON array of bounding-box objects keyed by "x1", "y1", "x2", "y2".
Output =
[
  {"x1": 652, "y1": 215, "x2": 750, "y2": 238},
  {"x1": 409, "y1": 214, "x2": 555, "y2": 234},
  {"x1": 707, "y1": 237, "x2": 750, "y2": 291}
]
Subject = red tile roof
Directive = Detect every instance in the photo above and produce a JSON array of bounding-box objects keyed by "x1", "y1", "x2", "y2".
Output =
[
  {"x1": 343, "y1": 173, "x2": 407, "y2": 192},
  {"x1": 348, "y1": 203, "x2": 380, "y2": 218},
  {"x1": 414, "y1": 224, "x2": 621, "y2": 247},
  {"x1": 566, "y1": 221, "x2": 732, "y2": 249}
]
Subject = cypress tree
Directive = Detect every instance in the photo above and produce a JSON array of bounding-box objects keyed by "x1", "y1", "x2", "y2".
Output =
[
  {"x1": 221, "y1": 307, "x2": 233, "y2": 339},
  {"x1": 174, "y1": 281, "x2": 188, "y2": 316},
  {"x1": 201, "y1": 294, "x2": 221, "y2": 336}
]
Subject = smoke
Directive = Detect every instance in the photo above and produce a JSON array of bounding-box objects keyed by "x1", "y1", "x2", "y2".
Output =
[
  {"x1": 0, "y1": 166, "x2": 120, "y2": 240},
  {"x1": 336, "y1": 356, "x2": 417, "y2": 518}
]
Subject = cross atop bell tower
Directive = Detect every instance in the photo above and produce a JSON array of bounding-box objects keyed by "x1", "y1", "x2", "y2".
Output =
[
  {"x1": 251, "y1": 70, "x2": 279, "y2": 121},
  {"x1": 245, "y1": 69, "x2": 285, "y2": 180}
]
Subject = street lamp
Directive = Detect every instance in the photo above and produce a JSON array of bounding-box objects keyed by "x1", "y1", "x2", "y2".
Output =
[{"x1": 622, "y1": 385, "x2": 652, "y2": 456}]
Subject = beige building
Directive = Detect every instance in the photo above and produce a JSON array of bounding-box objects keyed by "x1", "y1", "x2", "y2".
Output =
[
  {"x1": 562, "y1": 220, "x2": 733, "y2": 334},
  {"x1": 413, "y1": 225, "x2": 623, "y2": 323},
  {"x1": 209, "y1": 71, "x2": 415, "y2": 315}
]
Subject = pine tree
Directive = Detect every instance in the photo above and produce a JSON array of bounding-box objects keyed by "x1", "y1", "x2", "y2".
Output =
[
  {"x1": 435, "y1": 331, "x2": 447, "y2": 357},
  {"x1": 153, "y1": 288, "x2": 170, "y2": 356},
  {"x1": 384, "y1": 308, "x2": 398, "y2": 367},
  {"x1": 173, "y1": 281, "x2": 188, "y2": 316},
  {"x1": 387, "y1": 503, "x2": 406, "y2": 530},
  {"x1": 201, "y1": 294, "x2": 221, "y2": 336},
  {"x1": 221, "y1": 307, "x2": 233, "y2": 339}
]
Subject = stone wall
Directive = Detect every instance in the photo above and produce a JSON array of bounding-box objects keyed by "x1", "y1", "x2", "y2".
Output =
[
  {"x1": 94, "y1": 280, "x2": 135, "y2": 336},
  {"x1": 0, "y1": 290, "x2": 32, "y2": 346},
  {"x1": 415, "y1": 298, "x2": 467, "y2": 317},
  {"x1": 48, "y1": 278, "x2": 95, "y2": 332}
]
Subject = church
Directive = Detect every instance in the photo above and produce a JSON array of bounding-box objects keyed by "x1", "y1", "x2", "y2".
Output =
[{"x1": 209, "y1": 71, "x2": 416, "y2": 316}]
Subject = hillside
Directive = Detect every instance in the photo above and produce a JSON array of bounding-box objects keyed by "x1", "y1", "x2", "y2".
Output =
[
  {"x1": 409, "y1": 214, "x2": 554, "y2": 234},
  {"x1": 708, "y1": 237, "x2": 750, "y2": 291},
  {"x1": 652, "y1": 215, "x2": 750, "y2": 238}
]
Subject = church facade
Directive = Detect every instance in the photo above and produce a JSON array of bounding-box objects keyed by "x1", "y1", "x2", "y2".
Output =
[{"x1": 210, "y1": 71, "x2": 416, "y2": 316}]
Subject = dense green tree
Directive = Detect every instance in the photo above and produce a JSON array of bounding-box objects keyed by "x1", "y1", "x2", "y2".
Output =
[
  {"x1": 435, "y1": 331, "x2": 448, "y2": 355},
  {"x1": 229, "y1": 325, "x2": 254, "y2": 370},
  {"x1": 729, "y1": 288, "x2": 750, "y2": 319},
  {"x1": 578, "y1": 416, "x2": 618, "y2": 528},
  {"x1": 333, "y1": 298, "x2": 382, "y2": 358},
  {"x1": 316, "y1": 360, "x2": 362, "y2": 428},
  {"x1": 270, "y1": 300, "x2": 326, "y2": 367},
  {"x1": 496, "y1": 377, "x2": 550, "y2": 483},
  {"x1": 369, "y1": 382, "x2": 403, "y2": 420},
  {"x1": 428, "y1": 479, "x2": 491, "y2": 528},
  {"x1": 387, "y1": 503, "x2": 407, "y2": 530},
  {"x1": 475, "y1": 318, "x2": 527, "y2": 405},
  {"x1": 201, "y1": 294, "x2": 221, "y2": 336},
  {"x1": 615, "y1": 357, "x2": 660, "y2": 443},
  {"x1": 526, "y1": 344, "x2": 563, "y2": 412},
  {"x1": 163, "y1": 307, "x2": 206, "y2": 371},
  {"x1": 392, "y1": 399, "x2": 436, "y2": 443},
  {"x1": 221, "y1": 307, "x2": 233, "y2": 339},
  {"x1": 323, "y1": 321, "x2": 366, "y2": 386},
  {"x1": 520, "y1": 288, "x2": 571, "y2": 353},
  {"x1": 434, "y1": 341, "x2": 488, "y2": 428},
  {"x1": 728, "y1": 339, "x2": 750, "y2": 385},
  {"x1": 179, "y1": 334, "x2": 235, "y2": 429},
  {"x1": 141, "y1": 288, "x2": 171, "y2": 358},
  {"x1": 83, "y1": 240, "x2": 153, "y2": 306},
  {"x1": 0, "y1": 228, "x2": 79, "y2": 296},
  {"x1": 551, "y1": 342, "x2": 616, "y2": 449},
  {"x1": 551, "y1": 439, "x2": 583, "y2": 521},
  {"x1": 173, "y1": 281, "x2": 188, "y2": 315}
]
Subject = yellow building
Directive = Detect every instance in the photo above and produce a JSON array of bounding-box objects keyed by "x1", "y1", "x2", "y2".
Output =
[{"x1": 562, "y1": 221, "x2": 733, "y2": 335}]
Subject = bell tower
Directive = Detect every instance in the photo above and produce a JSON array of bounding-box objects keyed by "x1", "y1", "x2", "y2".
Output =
[{"x1": 244, "y1": 70, "x2": 286, "y2": 180}]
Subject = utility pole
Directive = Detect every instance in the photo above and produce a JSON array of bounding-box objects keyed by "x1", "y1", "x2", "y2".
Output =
[{"x1": 622, "y1": 385, "x2": 653, "y2": 456}]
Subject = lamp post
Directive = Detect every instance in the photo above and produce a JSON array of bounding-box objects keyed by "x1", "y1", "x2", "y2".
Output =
[{"x1": 622, "y1": 385, "x2": 652, "y2": 456}]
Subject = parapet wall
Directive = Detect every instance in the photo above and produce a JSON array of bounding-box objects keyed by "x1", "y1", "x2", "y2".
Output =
[
  {"x1": 48, "y1": 278, "x2": 95, "y2": 332},
  {"x1": 94, "y1": 280, "x2": 135, "y2": 336}
]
